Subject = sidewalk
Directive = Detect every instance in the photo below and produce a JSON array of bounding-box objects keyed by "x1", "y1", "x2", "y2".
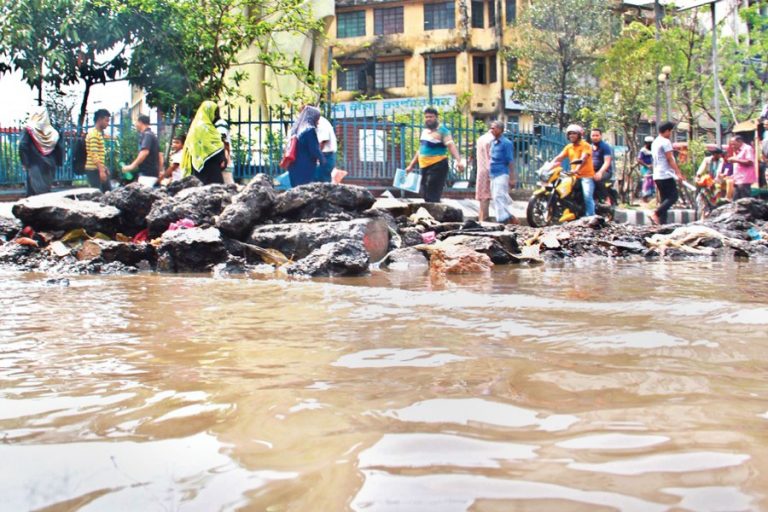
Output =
[{"x1": 376, "y1": 196, "x2": 696, "y2": 226}]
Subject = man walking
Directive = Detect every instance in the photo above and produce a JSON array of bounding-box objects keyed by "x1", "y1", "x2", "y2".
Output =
[
  {"x1": 405, "y1": 107, "x2": 464, "y2": 203},
  {"x1": 650, "y1": 121, "x2": 684, "y2": 225},
  {"x1": 474, "y1": 125, "x2": 495, "y2": 222},
  {"x1": 122, "y1": 114, "x2": 162, "y2": 185},
  {"x1": 728, "y1": 135, "x2": 756, "y2": 201},
  {"x1": 488, "y1": 121, "x2": 517, "y2": 224},
  {"x1": 85, "y1": 109, "x2": 112, "y2": 192},
  {"x1": 315, "y1": 114, "x2": 338, "y2": 183}
]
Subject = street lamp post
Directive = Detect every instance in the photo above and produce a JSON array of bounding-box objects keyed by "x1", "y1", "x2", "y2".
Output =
[
  {"x1": 658, "y1": 65, "x2": 673, "y2": 122},
  {"x1": 654, "y1": 0, "x2": 664, "y2": 133}
]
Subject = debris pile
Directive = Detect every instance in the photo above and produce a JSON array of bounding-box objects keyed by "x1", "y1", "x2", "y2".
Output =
[{"x1": 1, "y1": 180, "x2": 767, "y2": 279}]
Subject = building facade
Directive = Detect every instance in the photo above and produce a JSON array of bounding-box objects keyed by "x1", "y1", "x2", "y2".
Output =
[{"x1": 329, "y1": 0, "x2": 533, "y2": 128}]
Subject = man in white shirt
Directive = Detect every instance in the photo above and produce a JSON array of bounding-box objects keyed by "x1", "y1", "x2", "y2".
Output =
[
  {"x1": 651, "y1": 121, "x2": 685, "y2": 225},
  {"x1": 314, "y1": 115, "x2": 338, "y2": 182}
]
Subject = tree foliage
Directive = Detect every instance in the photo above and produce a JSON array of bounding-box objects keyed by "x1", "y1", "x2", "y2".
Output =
[
  {"x1": 0, "y1": 0, "x2": 132, "y2": 128},
  {"x1": 1, "y1": 0, "x2": 325, "y2": 128},
  {"x1": 579, "y1": 22, "x2": 659, "y2": 186},
  {"x1": 120, "y1": 0, "x2": 326, "y2": 117},
  {"x1": 508, "y1": 0, "x2": 620, "y2": 129}
]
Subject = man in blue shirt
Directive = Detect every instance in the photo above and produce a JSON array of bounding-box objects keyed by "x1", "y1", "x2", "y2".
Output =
[
  {"x1": 590, "y1": 128, "x2": 614, "y2": 204},
  {"x1": 489, "y1": 121, "x2": 518, "y2": 224}
]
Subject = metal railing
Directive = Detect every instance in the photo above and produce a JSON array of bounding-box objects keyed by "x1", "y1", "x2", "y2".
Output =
[{"x1": 1, "y1": 107, "x2": 566, "y2": 190}]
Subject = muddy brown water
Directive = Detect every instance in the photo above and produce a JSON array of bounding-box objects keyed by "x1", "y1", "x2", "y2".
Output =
[{"x1": 1, "y1": 261, "x2": 767, "y2": 511}]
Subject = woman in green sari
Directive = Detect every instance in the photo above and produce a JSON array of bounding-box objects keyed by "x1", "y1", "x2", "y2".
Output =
[{"x1": 181, "y1": 101, "x2": 226, "y2": 184}]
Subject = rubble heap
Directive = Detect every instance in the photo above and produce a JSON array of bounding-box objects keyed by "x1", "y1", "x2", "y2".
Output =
[{"x1": 1, "y1": 178, "x2": 767, "y2": 278}]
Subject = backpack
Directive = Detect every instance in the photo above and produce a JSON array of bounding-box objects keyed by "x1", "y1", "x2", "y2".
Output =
[{"x1": 72, "y1": 136, "x2": 87, "y2": 175}]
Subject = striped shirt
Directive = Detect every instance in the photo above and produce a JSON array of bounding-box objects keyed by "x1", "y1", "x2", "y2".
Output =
[
  {"x1": 85, "y1": 127, "x2": 105, "y2": 170},
  {"x1": 418, "y1": 125, "x2": 453, "y2": 169}
]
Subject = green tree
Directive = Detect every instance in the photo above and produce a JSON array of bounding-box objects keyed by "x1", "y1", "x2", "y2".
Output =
[
  {"x1": 0, "y1": 0, "x2": 133, "y2": 129},
  {"x1": 658, "y1": 2, "x2": 767, "y2": 138},
  {"x1": 578, "y1": 22, "x2": 659, "y2": 197},
  {"x1": 508, "y1": 0, "x2": 619, "y2": 129},
  {"x1": 0, "y1": 0, "x2": 78, "y2": 104},
  {"x1": 716, "y1": 1, "x2": 768, "y2": 124},
  {"x1": 121, "y1": 0, "x2": 326, "y2": 117}
]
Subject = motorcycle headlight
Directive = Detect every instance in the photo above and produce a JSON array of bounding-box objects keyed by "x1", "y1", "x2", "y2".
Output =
[{"x1": 538, "y1": 168, "x2": 554, "y2": 182}]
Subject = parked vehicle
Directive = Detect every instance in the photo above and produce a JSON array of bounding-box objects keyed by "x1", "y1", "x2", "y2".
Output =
[
  {"x1": 694, "y1": 172, "x2": 728, "y2": 221},
  {"x1": 526, "y1": 162, "x2": 617, "y2": 227}
]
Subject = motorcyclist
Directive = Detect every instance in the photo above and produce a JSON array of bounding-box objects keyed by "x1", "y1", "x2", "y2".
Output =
[{"x1": 551, "y1": 124, "x2": 596, "y2": 216}]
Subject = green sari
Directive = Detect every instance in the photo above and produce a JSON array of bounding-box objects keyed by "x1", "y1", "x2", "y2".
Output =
[{"x1": 181, "y1": 101, "x2": 224, "y2": 176}]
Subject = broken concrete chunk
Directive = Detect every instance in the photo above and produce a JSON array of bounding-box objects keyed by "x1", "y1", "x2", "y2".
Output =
[{"x1": 248, "y1": 217, "x2": 390, "y2": 262}]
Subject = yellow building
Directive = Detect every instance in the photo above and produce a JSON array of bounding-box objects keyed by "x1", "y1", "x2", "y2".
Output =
[{"x1": 329, "y1": 0, "x2": 533, "y2": 128}]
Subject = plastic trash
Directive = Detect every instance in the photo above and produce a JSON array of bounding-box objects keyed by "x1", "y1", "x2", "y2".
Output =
[
  {"x1": 331, "y1": 168, "x2": 347, "y2": 184},
  {"x1": 168, "y1": 218, "x2": 196, "y2": 231},
  {"x1": 393, "y1": 168, "x2": 421, "y2": 194},
  {"x1": 421, "y1": 231, "x2": 437, "y2": 244},
  {"x1": 747, "y1": 227, "x2": 762, "y2": 240}
]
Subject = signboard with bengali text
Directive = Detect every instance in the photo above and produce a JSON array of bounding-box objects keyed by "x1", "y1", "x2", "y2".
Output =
[{"x1": 332, "y1": 96, "x2": 456, "y2": 119}]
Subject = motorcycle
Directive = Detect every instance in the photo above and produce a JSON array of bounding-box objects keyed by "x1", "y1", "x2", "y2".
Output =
[
  {"x1": 694, "y1": 172, "x2": 728, "y2": 221},
  {"x1": 526, "y1": 161, "x2": 618, "y2": 227}
]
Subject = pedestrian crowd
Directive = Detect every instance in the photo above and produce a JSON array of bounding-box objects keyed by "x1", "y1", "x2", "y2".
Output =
[{"x1": 16, "y1": 103, "x2": 768, "y2": 227}]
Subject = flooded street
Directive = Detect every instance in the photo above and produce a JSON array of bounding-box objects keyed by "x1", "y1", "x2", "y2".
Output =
[{"x1": 1, "y1": 262, "x2": 767, "y2": 511}]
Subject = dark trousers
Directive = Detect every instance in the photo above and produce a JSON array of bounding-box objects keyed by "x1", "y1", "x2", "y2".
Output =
[
  {"x1": 25, "y1": 164, "x2": 54, "y2": 196},
  {"x1": 421, "y1": 159, "x2": 449, "y2": 203},
  {"x1": 733, "y1": 183, "x2": 752, "y2": 200},
  {"x1": 314, "y1": 152, "x2": 336, "y2": 182},
  {"x1": 194, "y1": 152, "x2": 225, "y2": 185},
  {"x1": 654, "y1": 178, "x2": 678, "y2": 224},
  {"x1": 85, "y1": 170, "x2": 112, "y2": 192}
]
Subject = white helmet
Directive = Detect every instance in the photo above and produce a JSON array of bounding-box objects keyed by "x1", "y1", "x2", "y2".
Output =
[
  {"x1": 644, "y1": 136, "x2": 654, "y2": 143},
  {"x1": 565, "y1": 124, "x2": 583, "y2": 135}
]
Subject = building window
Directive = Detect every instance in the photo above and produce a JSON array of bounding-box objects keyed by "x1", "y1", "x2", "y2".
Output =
[
  {"x1": 375, "y1": 61, "x2": 405, "y2": 88},
  {"x1": 488, "y1": 0, "x2": 496, "y2": 27},
  {"x1": 424, "y1": 2, "x2": 455, "y2": 30},
  {"x1": 338, "y1": 63, "x2": 367, "y2": 91},
  {"x1": 506, "y1": 57, "x2": 518, "y2": 80},
  {"x1": 425, "y1": 56, "x2": 456, "y2": 84},
  {"x1": 374, "y1": 6, "x2": 404, "y2": 35},
  {"x1": 471, "y1": 1, "x2": 484, "y2": 28},
  {"x1": 337, "y1": 11, "x2": 366, "y2": 38},
  {"x1": 505, "y1": 0, "x2": 516, "y2": 24},
  {"x1": 473, "y1": 55, "x2": 497, "y2": 84}
]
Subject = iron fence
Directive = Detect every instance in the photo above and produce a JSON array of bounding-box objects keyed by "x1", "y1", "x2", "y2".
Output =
[{"x1": 1, "y1": 106, "x2": 566, "y2": 190}]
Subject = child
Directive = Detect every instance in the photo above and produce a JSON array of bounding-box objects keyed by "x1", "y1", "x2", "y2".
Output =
[
  {"x1": 637, "y1": 136, "x2": 654, "y2": 202},
  {"x1": 163, "y1": 134, "x2": 185, "y2": 183}
]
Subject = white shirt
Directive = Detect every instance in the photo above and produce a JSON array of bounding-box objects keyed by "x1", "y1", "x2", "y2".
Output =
[
  {"x1": 316, "y1": 116, "x2": 337, "y2": 153},
  {"x1": 651, "y1": 135, "x2": 676, "y2": 180},
  {"x1": 170, "y1": 150, "x2": 183, "y2": 181}
]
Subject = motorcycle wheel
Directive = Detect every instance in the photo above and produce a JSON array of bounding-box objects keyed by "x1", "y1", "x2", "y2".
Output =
[{"x1": 526, "y1": 195, "x2": 552, "y2": 227}]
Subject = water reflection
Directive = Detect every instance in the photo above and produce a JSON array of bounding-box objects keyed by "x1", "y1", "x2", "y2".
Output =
[
  {"x1": 351, "y1": 472, "x2": 668, "y2": 512},
  {"x1": 569, "y1": 451, "x2": 750, "y2": 475},
  {"x1": 383, "y1": 398, "x2": 579, "y2": 432},
  {"x1": 0, "y1": 432, "x2": 296, "y2": 511},
  {"x1": 0, "y1": 261, "x2": 766, "y2": 510}
]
